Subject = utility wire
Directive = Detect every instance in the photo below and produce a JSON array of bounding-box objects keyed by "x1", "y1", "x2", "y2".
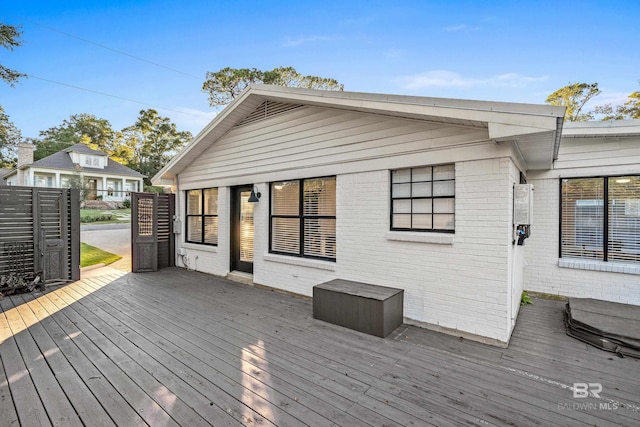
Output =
[
  {"x1": 3, "y1": 13, "x2": 201, "y2": 79},
  {"x1": 28, "y1": 74, "x2": 199, "y2": 116}
]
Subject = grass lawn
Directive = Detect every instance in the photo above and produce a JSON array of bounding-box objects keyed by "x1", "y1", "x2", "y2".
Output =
[
  {"x1": 80, "y1": 242, "x2": 122, "y2": 268},
  {"x1": 80, "y1": 208, "x2": 131, "y2": 224}
]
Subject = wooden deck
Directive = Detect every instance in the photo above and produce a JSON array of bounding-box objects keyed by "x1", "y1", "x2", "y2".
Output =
[{"x1": 1, "y1": 267, "x2": 639, "y2": 426}]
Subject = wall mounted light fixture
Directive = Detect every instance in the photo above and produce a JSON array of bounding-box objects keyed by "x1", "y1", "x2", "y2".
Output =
[{"x1": 248, "y1": 186, "x2": 261, "y2": 202}]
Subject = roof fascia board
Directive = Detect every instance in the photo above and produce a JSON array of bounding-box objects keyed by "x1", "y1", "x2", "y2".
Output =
[
  {"x1": 152, "y1": 85, "x2": 565, "y2": 184},
  {"x1": 253, "y1": 88, "x2": 562, "y2": 132},
  {"x1": 562, "y1": 122, "x2": 640, "y2": 137}
]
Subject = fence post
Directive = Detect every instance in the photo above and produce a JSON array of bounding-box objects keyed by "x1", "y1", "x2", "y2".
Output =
[{"x1": 70, "y1": 189, "x2": 81, "y2": 281}]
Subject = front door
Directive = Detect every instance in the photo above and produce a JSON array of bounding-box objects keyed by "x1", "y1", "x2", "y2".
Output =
[{"x1": 230, "y1": 186, "x2": 255, "y2": 274}]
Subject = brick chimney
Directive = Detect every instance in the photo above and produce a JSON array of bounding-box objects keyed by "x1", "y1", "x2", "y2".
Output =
[{"x1": 17, "y1": 142, "x2": 35, "y2": 186}]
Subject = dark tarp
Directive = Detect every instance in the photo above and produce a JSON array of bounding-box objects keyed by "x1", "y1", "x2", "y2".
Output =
[{"x1": 564, "y1": 298, "x2": 640, "y2": 358}]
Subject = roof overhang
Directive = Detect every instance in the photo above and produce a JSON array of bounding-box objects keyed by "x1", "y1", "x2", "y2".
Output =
[
  {"x1": 562, "y1": 119, "x2": 640, "y2": 138},
  {"x1": 153, "y1": 85, "x2": 566, "y2": 184}
]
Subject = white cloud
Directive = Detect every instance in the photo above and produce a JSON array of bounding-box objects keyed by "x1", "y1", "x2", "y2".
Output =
[
  {"x1": 444, "y1": 24, "x2": 479, "y2": 32},
  {"x1": 396, "y1": 70, "x2": 549, "y2": 91},
  {"x1": 282, "y1": 35, "x2": 335, "y2": 47}
]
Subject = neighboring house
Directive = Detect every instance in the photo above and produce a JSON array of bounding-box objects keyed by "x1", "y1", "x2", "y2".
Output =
[
  {"x1": 525, "y1": 120, "x2": 640, "y2": 305},
  {"x1": 2, "y1": 143, "x2": 144, "y2": 202},
  {"x1": 153, "y1": 84, "x2": 568, "y2": 347}
]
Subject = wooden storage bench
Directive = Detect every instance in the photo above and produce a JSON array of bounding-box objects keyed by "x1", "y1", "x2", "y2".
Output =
[{"x1": 313, "y1": 279, "x2": 404, "y2": 338}]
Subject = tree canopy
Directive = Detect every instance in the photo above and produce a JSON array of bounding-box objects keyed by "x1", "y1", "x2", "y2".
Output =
[
  {"x1": 120, "y1": 109, "x2": 192, "y2": 185},
  {"x1": 34, "y1": 114, "x2": 116, "y2": 160},
  {"x1": 0, "y1": 23, "x2": 26, "y2": 86},
  {"x1": 594, "y1": 86, "x2": 640, "y2": 120},
  {"x1": 0, "y1": 22, "x2": 25, "y2": 167},
  {"x1": 0, "y1": 106, "x2": 22, "y2": 167},
  {"x1": 545, "y1": 82, "x2": 601, "y2": 122},
  {"x1": 202, "y1": 66, "x2": 344, "y2": 106}
]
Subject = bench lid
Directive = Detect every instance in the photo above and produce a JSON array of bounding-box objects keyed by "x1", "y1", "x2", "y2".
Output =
[{"x1": 315, "y1": 279, "x2": 403, "y2": 300}]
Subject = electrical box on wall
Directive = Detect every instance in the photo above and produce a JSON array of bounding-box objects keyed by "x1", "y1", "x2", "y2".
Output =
[{"x1": 513, "y1": 184, "x2": 533, "y2": 225}]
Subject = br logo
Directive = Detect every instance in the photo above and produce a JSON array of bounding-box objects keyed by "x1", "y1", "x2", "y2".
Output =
[{"x1": 573, "y1": 383, "x2": 602, "y2": 398}]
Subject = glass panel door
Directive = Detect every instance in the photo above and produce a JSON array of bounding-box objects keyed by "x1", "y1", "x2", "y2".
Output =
[
  {"x1": 231, "y1": 186, "x2": 254, "y2": 273},
  {"x1": 239, "y1": 191, "x2": 254, "y2": 262}
]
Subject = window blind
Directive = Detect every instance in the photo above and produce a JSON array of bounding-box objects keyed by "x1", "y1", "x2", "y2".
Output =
[
  {"x1": 561, "y1": 176, "x2": 640, "y2": 263},
  {"x1": 270, "y1": 177, "x2": 336, "y2": 260},
  {"x1": 561, "y1": 178, "x2": 604, "y2": 260},
  {"x1": 608, "y1": 176, "x2": 640, "y2": 263}
]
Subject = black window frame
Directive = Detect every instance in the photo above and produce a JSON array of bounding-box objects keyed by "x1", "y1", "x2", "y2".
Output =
[
  {"x1": 185, "y1": 188, "x2": 219, "y2": 246},
  {"x1": 559, "y1": 175, "x2": 640, "y2": 263},
  {"x1": 269, "y1": 176, "x2": 336, "y2": 262},
  {"x1": 390, "y1": 165, "x2": 455, "y2": 233}
]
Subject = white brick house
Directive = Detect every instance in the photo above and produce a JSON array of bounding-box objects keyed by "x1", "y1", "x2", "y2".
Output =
[
  {"x1": 153, "y1": 85, "x2": 568, "y2": 346},
  {"x1": 524, "y1": 120, "x2": 640, "y2": 305}
]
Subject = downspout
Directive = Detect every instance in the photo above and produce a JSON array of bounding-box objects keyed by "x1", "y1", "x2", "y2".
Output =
[{"x1": 552, "y1": 116, "x2": 565, "y2": 165}]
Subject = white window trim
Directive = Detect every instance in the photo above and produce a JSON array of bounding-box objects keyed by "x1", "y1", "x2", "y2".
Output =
[
  {"x1": 558, "y1": 258, "x2": 640, "y2": 275},
  {"x1": 263, "y1": 252, "x2": 336, "y2": 271},
  {"x1": 181, "y1": 242, "x2": 218, "y2": 253},
  {"x1": 386, "y1": 231, "x2": 454, "y2": 245}
]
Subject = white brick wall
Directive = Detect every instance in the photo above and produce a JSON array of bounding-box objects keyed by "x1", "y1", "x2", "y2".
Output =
[
  {"x1": 177, "y1": 157, "x2": 523, "y2": 344},
  {"x1": 174, "y1": 186, "x2": 230, "y2": 277},
  {"x1": 524, "y1": 177, "x2": 640, "y2": 304}
]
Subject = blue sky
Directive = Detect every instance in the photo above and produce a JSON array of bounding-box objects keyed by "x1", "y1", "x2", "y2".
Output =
[{"x1": 1, "y1": 0, "x2": 638, "y2": 139}]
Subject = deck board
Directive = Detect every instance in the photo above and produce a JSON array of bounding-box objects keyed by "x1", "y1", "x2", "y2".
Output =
[{"x1": 1, "y1": 267, "x2": 639, "y2": 426}]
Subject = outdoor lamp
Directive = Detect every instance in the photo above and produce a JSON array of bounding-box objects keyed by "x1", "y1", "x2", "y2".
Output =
[{"x1": 248, "y1": 187, "x2": 261, "y2": 202}]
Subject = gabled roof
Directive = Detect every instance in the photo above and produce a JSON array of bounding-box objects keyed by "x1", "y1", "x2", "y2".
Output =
[
  {"x1": 63, "y1": 143, "x2": 109, "y2": 156},
  {"x1": 153, "y1": 85, "x2": 566, "y2": 184},
  {"x1": 9, "y1": 143, "x2": 144, "y2": 178}
]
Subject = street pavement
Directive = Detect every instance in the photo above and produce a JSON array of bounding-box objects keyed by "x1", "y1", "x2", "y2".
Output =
[{"x1": 81, "y1": 223, "x2": 131, "y2": 272}]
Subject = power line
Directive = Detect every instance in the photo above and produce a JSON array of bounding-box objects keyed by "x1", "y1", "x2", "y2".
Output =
[
  {"x1": 28, "y1": 74, "x2": 200, "y2": 116},
  {"x1": 3, "y1": 13, "x2": 201, "y2": 79}
]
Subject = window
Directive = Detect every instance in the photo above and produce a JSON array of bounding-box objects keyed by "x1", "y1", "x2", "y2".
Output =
[
  {"x1": 561, "y1": 176, "x2": 640, "y2": 263},
  {"x1": 186, "y1": 188, "x2": 218, "y2": 245},
  {"x1": 270, "y1": 177, "x2": 336, "y2": 261},
  {"x1": 391, "y1": 164, "x2": 455, "y2": 232}
]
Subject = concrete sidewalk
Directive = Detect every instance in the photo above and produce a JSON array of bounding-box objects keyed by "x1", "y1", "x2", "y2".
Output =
[{"x1": 81, "y1": 223, "x2": 131, "y2": 272}]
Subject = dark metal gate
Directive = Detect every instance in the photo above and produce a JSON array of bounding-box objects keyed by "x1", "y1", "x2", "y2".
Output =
[
  {"x1": 131, "y1": 192, "x2": 175, "y2": 273},
  {"x1": 0, "y1": 186, "x2": 80, "y2": 284}
]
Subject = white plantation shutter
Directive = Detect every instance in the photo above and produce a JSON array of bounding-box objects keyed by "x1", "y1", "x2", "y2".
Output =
[
  {"x1": 561, "y1": 176, "x2": 640, "y2": 263},
  {"x1": 271, "y1": 181, "x2": 300, "y2": 254},
  {"x1": 272, "y1": 218, "x2": 300, "y2": 254},
  {"x1": 608, "y1": 176, "x2": 640, "y2": 263},
  {"x1": 304, "y1": 218, "x2": 336, "y2": 258},
  {"x1": 303, "y1": 178, "x2": 336, "y2": 258},
  {"x1": 561, "y1": 178, "x2": 604, "y2": 260},
  {"x1": 187, "y1": 190, "x2": 201, "y2": 215},
  {"x1": 271, "y1": 177, "x2": 336, "y2": 260}
]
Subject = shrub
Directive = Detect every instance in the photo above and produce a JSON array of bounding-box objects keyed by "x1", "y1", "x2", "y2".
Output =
[{"x1": 122, "y1": 198, "x2": 131, "y2": 209}]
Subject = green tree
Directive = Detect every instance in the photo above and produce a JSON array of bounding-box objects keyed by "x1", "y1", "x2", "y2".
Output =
[
  {"x1": 34, "y1": 114, "x2": 116, "y2": 160},
  {"x1": 202, "y1": 66, "x2": 344, "y2": 106},
  {"x1": 545, "y1": 82, "x2": 601, "y2": 122},
  {"x1": 66, "y1": 164, "x2": 90, "y2": 202},
  {"x1": 0, "y1": 105, "x2": 22, "y2": 167},
  {"x1": 0, "y1": 23, "x2": 26, "y2": 167},
  {"x1": 0, "y1": 23, "x2": 26, "y2": 86},
  {"x1": 595, "y1": 85, "x2": 640, "y2": 120},
  {"x1": 121, "y1": 109, "x2": 192, "y2": 185}
]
